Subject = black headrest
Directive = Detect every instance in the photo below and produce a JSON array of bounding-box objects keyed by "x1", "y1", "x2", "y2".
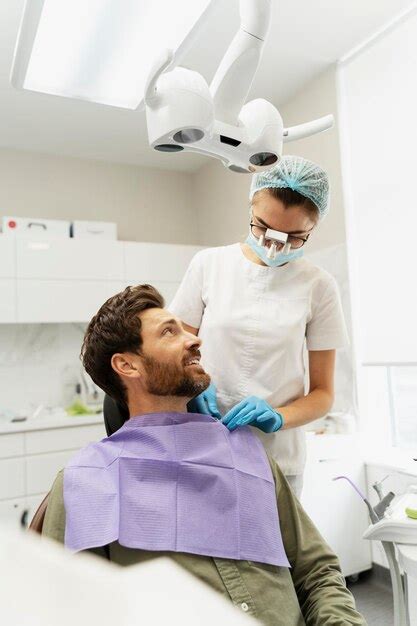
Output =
[
  {"x1": 103, "y1": 394, "x2": 129, "y2": 436},
  {"x1": 103, "y1": 394, "x2": 194, "y2": 436}
]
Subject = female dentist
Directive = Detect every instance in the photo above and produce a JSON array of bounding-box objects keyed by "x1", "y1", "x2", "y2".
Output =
[{"x1": 169, "y1": 156, "x2": 348, "y2": 496}]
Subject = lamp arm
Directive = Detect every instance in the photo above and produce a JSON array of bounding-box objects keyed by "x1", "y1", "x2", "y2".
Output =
[
  {"x1": 283, "y1": 114, "x2": 334, "y2": 143},
  {"x1": 210, "y1": 0, "x2": 271, "y2": 125}
]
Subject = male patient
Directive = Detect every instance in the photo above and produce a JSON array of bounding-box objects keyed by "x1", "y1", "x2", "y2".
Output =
[{"x1": 43, "y1": 284, "x2": 366, "y2": 626}]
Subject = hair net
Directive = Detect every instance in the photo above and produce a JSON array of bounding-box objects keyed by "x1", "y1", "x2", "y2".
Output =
[{"x1": 249, "y1": 155, "x2": 330, "y2": 219}]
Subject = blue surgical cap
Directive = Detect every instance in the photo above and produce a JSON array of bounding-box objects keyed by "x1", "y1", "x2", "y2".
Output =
[{"x1": 249, "y1": 155, "x2": 330, "y2": 219}]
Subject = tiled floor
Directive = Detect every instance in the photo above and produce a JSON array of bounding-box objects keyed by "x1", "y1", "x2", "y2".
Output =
[{"x1": 347, "y1": 569, "x2": 394, "y2": 626}]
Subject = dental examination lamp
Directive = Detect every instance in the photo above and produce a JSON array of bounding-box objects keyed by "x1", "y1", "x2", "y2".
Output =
[
  {"x1": 144, "y1": 0, "x2": 333, "y2": 172},
  {"x1": 11, "y1": 0, "x2": 333, "y2": 173}
]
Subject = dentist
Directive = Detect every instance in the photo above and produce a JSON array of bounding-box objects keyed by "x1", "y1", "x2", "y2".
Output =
[{"x1": 169, "y1": 156, "x2": 348, "y2": 496}]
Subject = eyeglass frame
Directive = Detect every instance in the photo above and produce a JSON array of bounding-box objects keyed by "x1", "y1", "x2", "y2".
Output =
[{"x1": 249, "y1": 220, "x2": 313, "y2": 249}]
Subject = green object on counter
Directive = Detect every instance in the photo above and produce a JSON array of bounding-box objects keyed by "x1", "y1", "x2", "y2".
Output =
[
  {"x1": 66, "y1": 401, "x2": 95, "y2": 416},
  {"x1": 405, "y1": 507, "x2": 417, "y2": 520}
]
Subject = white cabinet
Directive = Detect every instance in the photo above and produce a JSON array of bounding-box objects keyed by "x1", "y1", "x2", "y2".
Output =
[
  {"x1": 0, "y1": 280, "x2": 16, "y2": 323},
  {"x1": 0, "y1": 498, "x2": 27, "y2": 528},
  {"x1": 26, "y1": 423, "x2": 104, "y2": 454},
  {"x1": 0, "y1": 458, "x2": 25, "y2": 500},
  {"x1": 16, "y1": 239, "x2": 124, "y2": 280},
  {"x1": 301, "y1": 434, "x2": 372, "y2": 577},
  {"x1": 0, "y1": 432, "x2": 24, "y2": 457},
  {"x1": 0, "y1": 238, "x2": 17, "y2": 322},
  {"x1": 0, "y1": 238, "x2": 15, "y2": 278},
  {"x1": 124, "y1": 242, "x2": 202, "y2": 283},
  {"x1": 124, "y1": 242, "x2": 203, "y2": 305},
  {"x1": 17, "y1": 279, "x2": 112, "y2": 323},
  {"x1": 0, "y1": 418, "x2": 106, "y2": 531},
  {"x1": 26, "y1": 450, "x2": 78, "y2": 494},
  {"x1": 15, "y1": 238, "x2": 125, "y2": 323},
  {"x1": 1, "y1": 238, "x2": 203, "y2": 323}
]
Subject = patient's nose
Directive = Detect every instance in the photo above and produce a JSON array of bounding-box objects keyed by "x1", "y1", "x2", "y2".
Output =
[{"x1": 185, "y1": 333, "x2": 202, "y2": 350}]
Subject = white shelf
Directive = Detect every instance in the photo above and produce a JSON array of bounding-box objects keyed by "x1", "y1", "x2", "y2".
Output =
[{"x1": 0, "y1": 413, "x2": 104, "y2": 435}]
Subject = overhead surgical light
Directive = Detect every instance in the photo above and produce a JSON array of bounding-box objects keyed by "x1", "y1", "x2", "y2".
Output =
[{"x1": 11, "y1": 0, "x2": 334, "y2": 173}]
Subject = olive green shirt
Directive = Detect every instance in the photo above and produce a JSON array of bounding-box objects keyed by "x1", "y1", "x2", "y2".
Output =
[{"x1": 42, "y1": 459, "x2": 366, "y2": 626}]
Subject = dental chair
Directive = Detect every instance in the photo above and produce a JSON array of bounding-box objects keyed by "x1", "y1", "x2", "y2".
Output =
[{"x1": 29, "y1": 395, "x2": 128, "y2": 533}]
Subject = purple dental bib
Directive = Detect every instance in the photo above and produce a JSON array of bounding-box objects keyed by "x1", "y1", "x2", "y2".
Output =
[{"x1": 63, "y1": 412, "x2": 290, "y2": 567}]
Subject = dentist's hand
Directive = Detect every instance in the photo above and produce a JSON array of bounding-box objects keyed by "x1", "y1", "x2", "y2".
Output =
[
  {"x1": 187, "y1": 383, "x2": 222, "y2": 419},
  {"x1": 222, "y1": 396, "x2": 284, "y2": 433}
]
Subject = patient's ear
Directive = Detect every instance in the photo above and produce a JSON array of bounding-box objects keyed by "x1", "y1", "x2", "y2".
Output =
[{"x1": 111, "y1": 353, "x2": 142, "y2": 380}]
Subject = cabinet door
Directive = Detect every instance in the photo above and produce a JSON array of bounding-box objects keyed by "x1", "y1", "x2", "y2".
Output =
[
  {"x1": 26, "y1": 424, "x2": 105, "y2": 455},
  {"x1": 26, "y1": 450, "x2": 76, "y2": 495},
  {"x1": 0, "y1": 280, "x2": 16, "y2": 322},
  {"x1": 301, "y1": 435, "x2": 372, "y2": 577},
  {"x1": 124, "y1": 242, "x2": 203, "y2": 283},
  {"x1": 16, "y1": 238, "x2": 124, "y2": 280},
  {"x1": 16, "y1": 279, "x2": 112, "y2": 323},
  {"x1": 0, "y1": 497, "x2": 27, "y2": 529},
  {"x1": 0, "y1": 237, "x2": 16, "y2": 321},
  {"x1": 0, "y1": 238, "x2": 15, "y2": 278},
  {"x1": 0, "y1": 433, "x2": 25, "y2": 459},
  {"x1": 0, "y1": 458, "x2": 25, "y2": 499}
]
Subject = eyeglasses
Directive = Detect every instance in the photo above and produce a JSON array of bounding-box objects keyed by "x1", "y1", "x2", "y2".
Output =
[{"x1": 249, "y1": 222, "x2": 311, "y2": 249}]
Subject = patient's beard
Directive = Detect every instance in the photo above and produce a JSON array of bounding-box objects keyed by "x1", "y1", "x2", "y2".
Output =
[{"x1": 142, "y1": 355, "x2": 210, "y2": 398}]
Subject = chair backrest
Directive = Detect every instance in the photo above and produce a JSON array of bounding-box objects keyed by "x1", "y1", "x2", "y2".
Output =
[
  {"x1": 103, "y1": 394, "x2": 129, "y2": 436},
  {"x1": 28, "y1": 493, "x2": 50, "y2": 534}
]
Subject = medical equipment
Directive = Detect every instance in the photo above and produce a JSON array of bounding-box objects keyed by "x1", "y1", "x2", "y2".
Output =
[
  {"x1": 11, "y1": 0, "x2": 334, "y2": 173},
  {"x1": 250, "y1": 156, "x2": 331, "y2": 217},
  {"x1": 246, "y1": 229, "x2": 304, "y2": 267},
  {"x1": 144, "y1": 1, "x2": 333, "y2": 172},
  {"x1": 334, "y1": 475, "x2": 417, "y2": 626},
  {"x1": 362, "y1": 492, "x2": 417, "y2": 544},
  {"x1": 264, "y1": 229, "x2": 289, "y2": 258}
]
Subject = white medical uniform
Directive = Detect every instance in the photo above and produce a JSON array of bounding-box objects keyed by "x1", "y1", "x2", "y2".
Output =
[{"x1": 169, "y1": 243, "x2": 348, "y2": 479}]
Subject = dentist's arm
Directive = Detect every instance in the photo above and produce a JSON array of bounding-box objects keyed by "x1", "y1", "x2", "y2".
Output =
[
  {"x1": 222, "y1": 350, "x2": 335, "y2": 432},
  {"x1": 277, "y1": 349, "x2": 335, "y2": 430}
]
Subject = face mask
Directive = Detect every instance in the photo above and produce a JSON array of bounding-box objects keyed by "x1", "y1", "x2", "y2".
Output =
[{"x1": 245, "y1": 231, "x2": 304, "y2": 267}]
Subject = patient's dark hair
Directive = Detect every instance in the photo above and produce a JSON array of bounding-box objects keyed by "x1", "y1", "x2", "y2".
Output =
[{"x1": 81, "y1": 285, "x2": 164, "y2": 411}]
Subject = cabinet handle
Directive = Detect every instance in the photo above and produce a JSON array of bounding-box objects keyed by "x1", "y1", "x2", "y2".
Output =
[{"x1": 20, "y1": 509, "x2": 29, "y2": 528}]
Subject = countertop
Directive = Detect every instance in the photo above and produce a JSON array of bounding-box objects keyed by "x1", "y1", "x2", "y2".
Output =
[{"x1": 0, "y1": 412, "x2": 104, "y2": 435}]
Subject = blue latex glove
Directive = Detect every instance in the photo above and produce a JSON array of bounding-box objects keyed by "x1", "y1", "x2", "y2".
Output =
[
  {"x1": 188, "y1": 383, "x2": 222, "y2": 419},
  {"x1": 222, "y1": 396, "x2": 284, "y2": 433}
]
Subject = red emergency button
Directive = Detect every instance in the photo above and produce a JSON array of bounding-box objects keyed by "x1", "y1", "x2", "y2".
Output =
[{"x1": 8, "y1": 220, "x2": 17, "y2": 229}]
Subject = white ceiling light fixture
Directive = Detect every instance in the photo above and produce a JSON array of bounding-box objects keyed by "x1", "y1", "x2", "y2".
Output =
[
  {"x1": 11, "y1": 0, "x2": 215, "y2": 109},
  {"x1": 11, "y1": 0, "x2": 334, "y2": 173}
]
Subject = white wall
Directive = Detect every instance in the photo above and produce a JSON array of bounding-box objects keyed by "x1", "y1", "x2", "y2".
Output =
[
  {"x1": 0, "y1": 148, "x2": 197, "y2": 244},
  {"x1": 0, "y1": 323, "x2": 86, "y2": 414},
  {"x1": 193, "y1": 66, "x2": 347, "y2": 253},
  {"x1": 338, "y1": 11, "x2": 417, "y2": 365},
  {"x1": 279, "y1": 66, "x2": 346, "y2": 252}
]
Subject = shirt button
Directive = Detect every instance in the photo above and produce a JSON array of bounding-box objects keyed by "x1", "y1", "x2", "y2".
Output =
[{"x1": 241, "y1": 602, "x2": 249, "y2": 612}]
